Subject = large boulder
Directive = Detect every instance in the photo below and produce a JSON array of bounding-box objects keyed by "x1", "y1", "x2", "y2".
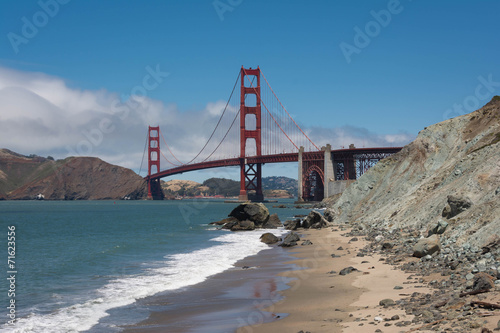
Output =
[
  {"x1": 302, "y1": 211, "x2": 329, "y2": 229},
  {"x1": 412, "y1": 234, "x2": 441, "y2": 258},
  {"x1": 442, "y1": 195, "x2": 472, "y2": 219},
  {"x1": 229, "y1": 203, "x2": 270, "y2": 227},
  {"x1": 260, "y1": 233, "x2": 280, "y2": 244},
  {"x1": 262, "y1": 213, "x2": 282, "y2": 229}
]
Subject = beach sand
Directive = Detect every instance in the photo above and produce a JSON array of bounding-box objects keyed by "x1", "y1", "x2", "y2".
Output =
[
  {"x1": 242, "y1": 227, "x2": 432, "y2": 333},
  {"x1": 125, "y1": 225, "x2": 499, "y2": 332}
]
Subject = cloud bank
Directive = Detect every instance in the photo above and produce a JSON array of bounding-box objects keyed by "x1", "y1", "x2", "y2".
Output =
[{"x1": 0, "y1": 67, "x2": 414, "y2": 176}]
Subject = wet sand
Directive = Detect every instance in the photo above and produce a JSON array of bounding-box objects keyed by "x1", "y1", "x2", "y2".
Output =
[
  {"x1": 122, "y1": 246, "x2": 296, "y2": 333},
  {"x1": 124, "y1": 226, "x2": 432, "y2": 333},
  {"x1": 245, "y1": 227, "x2": 430, "y2": 333}
]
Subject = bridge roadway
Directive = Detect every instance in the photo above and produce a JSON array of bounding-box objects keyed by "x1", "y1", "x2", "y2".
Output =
[{"x1": 145, "y1": 147, "x2": 402, "y2": 181}]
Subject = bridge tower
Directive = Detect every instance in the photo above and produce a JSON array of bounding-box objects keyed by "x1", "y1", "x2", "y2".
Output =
[
  {"x1": 146, "y1": 126, "x2": 163, "y2": 200},
  {"x1": 239, "y1": 66, "x2": 263, "y2": 201}
]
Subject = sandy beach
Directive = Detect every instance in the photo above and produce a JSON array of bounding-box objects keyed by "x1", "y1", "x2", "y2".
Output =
[
  {"x1": 240, "y1": 226, "x2": 430, "y2": 333},
  {"x1": 242, "y1": 226, "x2": 500, "y2": 333}
]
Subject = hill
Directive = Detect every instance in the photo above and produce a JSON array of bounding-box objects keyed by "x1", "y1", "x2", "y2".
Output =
[
  {"x1": 161, "y1": 176, "x2": 298, "y2": 198},
  {"x1": 326, "y1": 96, "x2": 500, "y2": 249},
  {"x1": 0, "y1": 149, "x2": 146, "y2": 200}
]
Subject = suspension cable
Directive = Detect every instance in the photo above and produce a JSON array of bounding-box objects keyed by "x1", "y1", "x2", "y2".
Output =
[
  {"x1": 183, "y1": 70, "x2": 241, "y2": 164},
  {"x1": 138, "y1": 130, "x2": 149, "y2": 176},
  {"x1": 242, "y1": 68, "x2": 300, "y2": 151},
  {"x1": 260, "y1": 70, "x2": 320, "y2": 151}
]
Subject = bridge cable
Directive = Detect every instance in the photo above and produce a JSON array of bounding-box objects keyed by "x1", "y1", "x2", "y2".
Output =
[
  {"x1": 138, "y1": 130, "x2": 149, "y2": 176},
  {"x1": 179, "y1": 70, "x2": 242, "y2": 165},
  {"x1": 159, "y1": 129, "x2": 183, "y2": 166},
  {"x1": 260, "y1": 70, "x2": 321, "y2": 151},
  {"x1": 200, "y1": 75, "x2": 256, "y2": 161},
  {"x1": 242, "y1": 68, "x2": 301, "y2": 152}
]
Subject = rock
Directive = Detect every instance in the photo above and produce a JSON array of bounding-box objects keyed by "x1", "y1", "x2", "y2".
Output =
[
  {"x1": 229, "y1": 203, "x2": 269, "y2": 227},
  {"x1": 301, "y1": 240, "x2": 313, "y2": 245},
  {"x1": 280, "y1": 232, "x2": 300, "y2": 247},
  {"x1": 339, "y1": 266, "x2": 358, "y2": 275},
  {"x1": 427, "y1": 219, "x2": 449, "y2": 236},
  {"x1": 375, "y1": 235, "x2": 384, "y2": 242},
  {"x1": 412, "y1": 234, "x2": 441, "y2": 258},
  {"x1": 323, "y1": 208, "x2": 336, "y2": 222},
  {"x1": 260, "y1": 233, "x2": 280, "y2": 244},
  {"x1": 379, "y1": 299, "x2": 396, "y2": 307},
  {"x1": 472, "y1": 272, "x2": 495, "y2": 291},
  {"x1": 262, "y1": 213, "x2": 282, "y2": 229},
  {"x1": 302, "y1": 210, "x2": 328, "y2": 229},
  {"x1": 283, "y1": 219, "x2": 299, "y2": 230},
  {"x1": 210, "y1": 216, "x2": 239, "y2": 226},
  {"x1": 226, "y1": 220, "x2": 255, "y2": 231},
  {"x1": 442, "y1": 195, "x2": 472, "y2": 219},
  {"x1": 382, "y1": 241, "x2": 393, "y2": 249}
]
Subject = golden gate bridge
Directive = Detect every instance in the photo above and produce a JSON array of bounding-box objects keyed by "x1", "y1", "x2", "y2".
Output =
[{"x1": 143, "y1": 66, "x2": 401, "y2": 201}]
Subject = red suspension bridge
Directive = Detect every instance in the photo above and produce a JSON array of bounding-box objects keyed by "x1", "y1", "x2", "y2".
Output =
[{"x1": 144, "y1": 66, "x2": 401, "y2": 201}]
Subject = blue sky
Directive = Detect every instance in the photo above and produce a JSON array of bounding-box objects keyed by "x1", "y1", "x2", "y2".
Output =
[{"x1": 1, "y1": 0, "x2": 499, "y2": 181}]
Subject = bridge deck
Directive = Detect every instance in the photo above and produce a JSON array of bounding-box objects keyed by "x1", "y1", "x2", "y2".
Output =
[{"x1": 146, "y1": 147, "x2": 402, "y2": 180}]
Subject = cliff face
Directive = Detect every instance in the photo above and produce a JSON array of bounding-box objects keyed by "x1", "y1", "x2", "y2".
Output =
[
  {"x1": 329, "y1": 97, "x2": 500, "y2": 249},
  {"x1": 0, "y1": 150, "x2": 147, "y2": 200}
]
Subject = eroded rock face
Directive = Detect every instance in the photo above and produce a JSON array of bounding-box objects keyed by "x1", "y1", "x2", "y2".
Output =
[
  {"x1": 442, "y1": 195, "x2": 472, "y2": 219},
  {"x1": 327, "y1": 97, "x2": 500, "y2": 249}
]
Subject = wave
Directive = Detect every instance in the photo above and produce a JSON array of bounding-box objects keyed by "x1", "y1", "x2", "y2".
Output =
[{"x1": 2, "y1": 228, "x2": 287, "y2": 333}]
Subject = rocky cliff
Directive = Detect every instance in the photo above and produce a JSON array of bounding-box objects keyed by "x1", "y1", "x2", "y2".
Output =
[
  {"x1": 0, "y1": 149, "x2": 147, "y2": 200},
  {"x1": 328, "y1": 96, "x2": 500, "y2": 250}
]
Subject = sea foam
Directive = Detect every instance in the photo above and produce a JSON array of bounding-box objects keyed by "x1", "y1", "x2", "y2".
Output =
[{"x1": 2, "y1": 228, "x2": 286, "y2": 333}]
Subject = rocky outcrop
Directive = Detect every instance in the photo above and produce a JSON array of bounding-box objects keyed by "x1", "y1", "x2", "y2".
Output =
[
  {"x1": 302, "y1": 210, "x2": 329, "y2": 229},
  {"x1": 1, "y1": 150, "x2": 147, "y2": 200},
  {"x1": 229, "y1": 203, "x2": 270, "y2": 227},
  {"x1": 217, "y1": 203, "x2": 275, "y2": 231},
  {"x1": 442, "y1": 195, "x2": 473, "y2": 219},
  {"x1": 327, "y1": 97, "x2": 500, "y2": 250}
]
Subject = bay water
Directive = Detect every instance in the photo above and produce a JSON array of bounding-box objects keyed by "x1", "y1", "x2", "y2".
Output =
[{"x1": 0, "y1": 199, "x2": 309, "y2": 332}]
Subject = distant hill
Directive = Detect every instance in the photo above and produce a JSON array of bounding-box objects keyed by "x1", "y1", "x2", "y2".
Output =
[
  {"x1": 161, "y1": 176, "x2": 297, "y2": 198},
  {"x1": 0, "y1": 149, "x2": 146, "y2": 200}
]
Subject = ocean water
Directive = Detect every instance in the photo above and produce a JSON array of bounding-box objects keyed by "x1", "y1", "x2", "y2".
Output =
[{"x1": 0, "y1": 199, "x2": 309, "y2": 333}]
